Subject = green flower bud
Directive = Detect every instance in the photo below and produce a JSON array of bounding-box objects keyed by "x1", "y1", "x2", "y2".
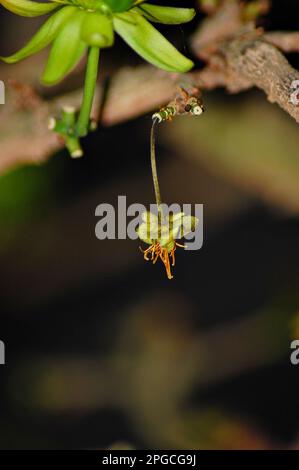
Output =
[{"x1": 81, "y1": 11, "x2": 114, "y2": 47}]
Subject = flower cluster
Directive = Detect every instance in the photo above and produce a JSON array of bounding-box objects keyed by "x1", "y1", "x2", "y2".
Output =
[{"x1": 1, "y1": 0, "x2": 196, "y2": 155}]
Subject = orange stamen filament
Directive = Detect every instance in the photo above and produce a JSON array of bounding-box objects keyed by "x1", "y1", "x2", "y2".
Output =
[{"x1": 140, "y1": 241, "x2": 185, "y2": 280}]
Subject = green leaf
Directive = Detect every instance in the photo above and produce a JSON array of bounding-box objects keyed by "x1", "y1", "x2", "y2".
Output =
[
  {"x1": 81, "y1": 11, "x2": 114, "y2": 47},
  {"x1": 136, "y1": 4, "x2": 196, "y2": 24},
  {"x1": 1, "y1": 0, "x2": 59, "y2": 17},
  {"x1": 1, "y1": 6, "x2": 77, "y2": 63},
  {"x1": 42, "y1": 10, "x2": 86, "y2": 85},
  {"x1": 113, "y1": 11, "x2": 194, "y2": 72}
]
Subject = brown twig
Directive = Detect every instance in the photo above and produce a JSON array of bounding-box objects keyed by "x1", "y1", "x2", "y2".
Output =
[{"x1": 264, "y1": 31, "x2": 299, "y2": 53}]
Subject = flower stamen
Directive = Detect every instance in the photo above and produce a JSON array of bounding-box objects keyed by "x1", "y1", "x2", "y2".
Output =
[{"x1": 140, "y1": 241, "x2": 185, "y2": 280}]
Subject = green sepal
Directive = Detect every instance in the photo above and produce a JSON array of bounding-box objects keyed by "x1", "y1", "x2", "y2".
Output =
[
  {"x1": 170, "y1": 214, "x2": 199, "y2": 239},
  {"x1": 81, "y1": 11, "x2": 114, "y2": 47},
  {"x1": 1, "y1": 6, "x2": 77, "y2": 63},
  {"x1": 113, "y1": 11, "x2": 194, "y2": 73},
  {"x1": 1, "y1": 0, "x2": 59, "y2": 17},
  {"x1": 136, "y1": 4, "x2": 196, "y2": 24},
  {"x1": 42, "y1": 10, "x2": 87, "y2": 85},
  {"x1": 104, "y1": 0, "x2": 135, "y2": 12}
]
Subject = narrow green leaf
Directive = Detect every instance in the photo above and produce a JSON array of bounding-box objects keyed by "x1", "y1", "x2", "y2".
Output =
[
  {"x1": 81, "y1": 11, "x2": 114, "y2": 47},
  {"x1": 42, "y1": 10, "x2": 86, "y2": 85},
  {"x1": 1, "y1": 6, "x2": 77, "y2": 63},
  {"x1": 136, "y1": 4, "x2": 196, "y2": 24},
  {"x1": 1, "y1": 0, "x2": 59, "y2": 17},
  {"x1": 113, "y1": 11, "x2": 194, "y2": 72}
]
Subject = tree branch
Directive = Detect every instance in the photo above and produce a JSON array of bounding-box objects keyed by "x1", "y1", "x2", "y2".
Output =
[{"x1": 2, "y1": 0, "x2": 299, "y2": 173}]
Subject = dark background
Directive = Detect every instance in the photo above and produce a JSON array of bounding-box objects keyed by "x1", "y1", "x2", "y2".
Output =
[{"x1": 0, "y1": 0, "x2": 299, "y2": 449}]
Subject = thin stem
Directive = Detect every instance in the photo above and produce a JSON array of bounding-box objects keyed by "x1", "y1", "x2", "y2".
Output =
[
  {"x1": 76, "y1": 46, "x2": 100, "y2": 137},
  {"x1": 150, "y1": 118, "x2": 162, "y2": 213}
]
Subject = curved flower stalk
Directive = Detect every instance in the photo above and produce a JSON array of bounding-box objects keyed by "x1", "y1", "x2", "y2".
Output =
[
  {"x1": 136, "y1": 119, "x2": 199, "y2": 280},
  {"x1": 1, "y1": 0, "x2": 196, "y2": 156}
]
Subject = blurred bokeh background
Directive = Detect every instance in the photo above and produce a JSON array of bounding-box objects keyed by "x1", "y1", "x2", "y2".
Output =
[{"x1": 1, "y1": 0, "x2": 299, "y2": 450}]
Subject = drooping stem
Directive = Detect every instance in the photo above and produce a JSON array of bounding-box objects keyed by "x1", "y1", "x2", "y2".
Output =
[
  {"x1": 76, "y1": 46, "x2": 100, "y2": 137},
  {"x1": 150, "y1": 118, "x2": 162, "y2": 215}
]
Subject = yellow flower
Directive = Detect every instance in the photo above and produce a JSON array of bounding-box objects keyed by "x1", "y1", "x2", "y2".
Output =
[{"x1": 137, "y1": 211, "x2": 198, "y2": 279}]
